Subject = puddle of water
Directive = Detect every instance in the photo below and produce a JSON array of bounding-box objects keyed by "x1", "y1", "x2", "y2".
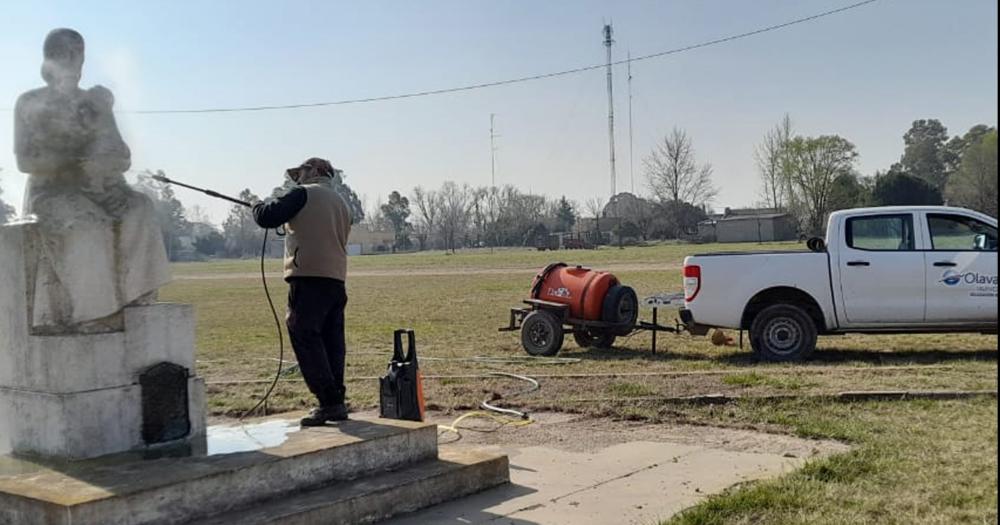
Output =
[
  {"x1": 0, "y1": 419, "x2": 301, "y2": 477},
  {"x1": 206, "y1": 419, "x2": 300, "y2": 455}
]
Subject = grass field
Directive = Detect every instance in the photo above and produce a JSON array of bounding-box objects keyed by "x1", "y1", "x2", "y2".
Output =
[{"x1": 161, "y1": 241, "x2": 998, "y2": 524}]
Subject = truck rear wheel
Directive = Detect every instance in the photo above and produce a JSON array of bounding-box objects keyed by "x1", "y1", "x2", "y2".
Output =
[
  {"x1": 521, "y1": 310, "x2": 564, "y2": 356},
  {"x1": 749, "y1": 304, "x2": 817, "y2": 362}
]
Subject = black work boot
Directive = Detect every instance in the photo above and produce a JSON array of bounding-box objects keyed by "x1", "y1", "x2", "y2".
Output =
[{"x1": 300, "y1": 404, "x2": 349, "y2": 426}]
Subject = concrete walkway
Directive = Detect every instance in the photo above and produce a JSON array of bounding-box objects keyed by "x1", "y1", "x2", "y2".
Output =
[{"x1": 384, "y1": 414, "x2": 847, "y2": 525}]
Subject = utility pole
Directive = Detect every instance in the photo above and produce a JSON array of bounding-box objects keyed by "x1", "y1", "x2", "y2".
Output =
[
  {"x1": 489, "y1": 113, "x2": 499, "y2": 187},
  {"x1": 627, "y1": 50, "x2": 635, "y2": 195},
  {"x1": 603, "y1": 23, "x2": 616, "y2": 200}
]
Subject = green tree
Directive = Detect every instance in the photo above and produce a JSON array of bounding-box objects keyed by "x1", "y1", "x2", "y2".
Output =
[
  {"x1": 555, "y1": 196, "x2": 576, "y2": 232},
  {"x1": 871, "y1": 172, "x2": 943, "y2": 206},
  {"x1": 194, "y1": 229, "x2": 226, "y2": 256},
  {"x1": 135, "y1": 170, "x2": 191, "y2": 260},
  {"x1": 946, "y1": 130, "x2": 997, "y2": 217},
  {"x1": 330, "y1": 169, "x2": 364, "y2": 224},
  {"x1": 828, "y1": 173, "x2": 870, "y2": 211},
  {"x1": 0, "y1": 168, "x2": 15, "y2": 224},
  {"x1": 899, "y1": 119, "x2": 950, "y2": 190},
  {"x1": 782, "y1": 135, "x2": 859, "y2": 235},
  {"x1": 944, "y1": 124, "x2": 994, "y2": 175},
  {"x1": 222, "y1": 189, "x2": 263, "y2": 257},
  {"x1": 380, "y1": 190, "x2": 412, "y2": 250}
]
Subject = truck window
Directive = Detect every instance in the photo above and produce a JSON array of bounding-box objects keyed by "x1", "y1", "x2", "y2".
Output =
[
  {"x1": 928, "y1": 214, "x2": 998, "y2": 252},
  {"x1": 846, "y1": 214, "x2": 914, "y2": 251}
]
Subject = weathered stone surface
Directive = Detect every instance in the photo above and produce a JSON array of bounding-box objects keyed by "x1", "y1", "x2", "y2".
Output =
[
  {"x1": 0, "y1": 303, "x2": 195, "y2": 394},
  {"x1": 191, "y1": 449, "x2": 510, "y2": 525},
  {"x1": 1, "y1": 222, "x2": 204, "y2": 459},
  {"x1": 0, "y1": 224, "x2": 30, "y2": 374},
  {"x1": 0, "y1": 416, "x2": 446, "y2": 525},
  {"x1": 14, "y1": 28, "x2": 171, "y2": 332},
  {"x1": 0, "y1": 377, "x2": 205, "y2": 459}
]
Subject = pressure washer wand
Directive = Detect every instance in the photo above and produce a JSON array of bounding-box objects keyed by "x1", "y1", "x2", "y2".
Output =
[{"x1": 151, "y1": 174, "x2": 252, "y2": 208}]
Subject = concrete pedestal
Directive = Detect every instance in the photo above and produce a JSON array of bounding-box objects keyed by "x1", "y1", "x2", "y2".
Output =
[
  {"x1": 0, "y1": 223, "x2": 205, "y2": 459},
  {"x1": 0, "y1": 415, "x2": 509, "y2": 525}
]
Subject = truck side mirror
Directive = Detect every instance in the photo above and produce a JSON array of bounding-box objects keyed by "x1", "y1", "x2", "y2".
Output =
[{"x1": 807, "y1": 237, "x2": 826, "y2": 253}]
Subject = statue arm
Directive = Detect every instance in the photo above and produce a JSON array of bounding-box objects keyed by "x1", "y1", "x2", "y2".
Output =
[{"x1": 14, "y1": 93, "x2": 67, "y2": 174}]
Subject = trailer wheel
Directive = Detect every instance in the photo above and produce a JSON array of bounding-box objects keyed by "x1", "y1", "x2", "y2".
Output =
[
  {"x1": 749, "y1": 304, "x2": 817, "y2": 362},
  {"x1": 521, "y1": 310, "x2": 564, "y2": 356},
  {"x1": 602, "y1": 285, "x2": 639, "y2": 335},
  {"x1": 573, "y1": 330, "x2": 617, "y2": 349}
]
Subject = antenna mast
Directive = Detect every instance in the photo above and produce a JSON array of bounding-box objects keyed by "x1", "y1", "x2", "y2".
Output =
[
  {"x1": 603, "y1": 23, "x2": 616, "y2": 199},
  {"x1": 490, "y1": 113, "x2": 498, "y2": 187},
  {"x1": 627, "y1": 50, "x2": 635, "y2": 194}
]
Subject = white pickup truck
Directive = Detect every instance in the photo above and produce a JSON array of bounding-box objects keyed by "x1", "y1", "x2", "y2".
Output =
[{"x1": 680, "y1": 206, "x2": 998, "y2": 361}]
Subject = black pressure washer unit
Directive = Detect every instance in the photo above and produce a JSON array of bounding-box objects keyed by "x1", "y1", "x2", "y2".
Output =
[{"x1": 379, "y1": 329, "x2": 426, "y2": 422}]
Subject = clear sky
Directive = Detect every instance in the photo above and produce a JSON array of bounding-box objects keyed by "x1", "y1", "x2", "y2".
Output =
[{"x1": 1, "y1": 0, "x2": 997, "y2": 224}]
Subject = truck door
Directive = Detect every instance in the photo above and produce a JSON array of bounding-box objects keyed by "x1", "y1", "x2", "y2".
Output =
[
  {"x1": 838, "y1": 213, "x2": 926, "y2": 324},
  {"x1": 923, "y1": 213, "x2": 998, "y2": 323}
]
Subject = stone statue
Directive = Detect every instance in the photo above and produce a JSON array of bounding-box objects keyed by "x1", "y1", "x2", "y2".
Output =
[{"x1": 13, "y1": 28, "x2": 170, "y2": 333}]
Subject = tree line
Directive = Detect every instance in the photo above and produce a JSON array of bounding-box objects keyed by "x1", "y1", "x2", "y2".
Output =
[
  {"x1": 0, "y1": 115, "x2": 994, "y2": 258},
  {"x1": 756, "y1": 115, "x2": 997, "y2": 235}
]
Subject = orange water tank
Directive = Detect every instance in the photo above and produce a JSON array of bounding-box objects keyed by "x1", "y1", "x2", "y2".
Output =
[{"x1": 530, "y1": 263, "x2": 619, "y2": 320}]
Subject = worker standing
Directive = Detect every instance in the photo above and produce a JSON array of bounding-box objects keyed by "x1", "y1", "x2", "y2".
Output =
[{"x1": 252, "y1": 157, "x2": 352, "y2": 426}]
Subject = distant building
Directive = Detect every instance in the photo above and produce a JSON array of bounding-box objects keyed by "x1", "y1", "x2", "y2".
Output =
[
  {"x1": 698, "y1": 208, "x2": 798, "y2": 243},
  {"x1": 347, "y1": 226, "x2": 396, "y2": 255}
]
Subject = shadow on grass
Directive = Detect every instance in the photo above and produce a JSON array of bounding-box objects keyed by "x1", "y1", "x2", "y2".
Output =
[{"x1": 567, "y1": 345, "x2": 998, "y2": 367}]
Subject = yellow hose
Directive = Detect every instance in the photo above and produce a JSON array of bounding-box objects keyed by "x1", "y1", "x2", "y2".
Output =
[{"x1": 438, "y1": 411, "x2": 533, "y2": 437}]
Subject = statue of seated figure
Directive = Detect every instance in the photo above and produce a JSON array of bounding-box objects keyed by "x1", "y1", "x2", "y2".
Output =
[{"x1": 13, "y1": 28, "x2": 170, "y2": 333}]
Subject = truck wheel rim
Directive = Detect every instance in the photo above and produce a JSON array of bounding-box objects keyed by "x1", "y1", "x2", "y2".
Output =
[{"x1": 765, "y1": 318, "x2": 801, "y2": 354}]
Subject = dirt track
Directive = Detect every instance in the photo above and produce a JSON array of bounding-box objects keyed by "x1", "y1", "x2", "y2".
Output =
[{"x1": 173, "y1": 262, "x2": 683, "y2": 280}]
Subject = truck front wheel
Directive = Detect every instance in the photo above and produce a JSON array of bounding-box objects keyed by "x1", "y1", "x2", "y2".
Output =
[{"x1": 749, "y1": 304, "x2": 817, "y2": 362}]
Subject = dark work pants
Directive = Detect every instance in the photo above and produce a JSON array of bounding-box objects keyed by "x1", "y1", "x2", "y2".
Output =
[{"x1": 286, "y1": 277, "x2": 348, "y2": 407}]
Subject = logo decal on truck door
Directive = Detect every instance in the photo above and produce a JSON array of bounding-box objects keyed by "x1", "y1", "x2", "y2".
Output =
[
  {"x1": 939, "y1": 270, "x2": 999, "y2": 297},
  {"x1": 940, "y1": 270, "x2": 962, "y2": 286}
]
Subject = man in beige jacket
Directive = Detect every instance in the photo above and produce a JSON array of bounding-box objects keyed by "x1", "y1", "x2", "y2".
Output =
[{"x1": 253, "y1": 157, "x2": 352, "y2": 426}]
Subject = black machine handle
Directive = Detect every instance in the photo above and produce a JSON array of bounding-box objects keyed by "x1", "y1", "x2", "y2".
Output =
[
  {"x1": 151, "y1": 174, "x2": 252, "y2": 208},
  {"x1": 933, "y1": 261, "x2": 957, "y2": 267},
  {"x1": 846, "y1": 260, "x2": 870, "y2": 267},
  {"x1": 393, "y1": 329, "x2": 417, "y2": 364}
]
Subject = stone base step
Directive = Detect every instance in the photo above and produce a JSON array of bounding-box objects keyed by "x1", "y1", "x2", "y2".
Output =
[
  {"x1": 0, "y1": 416, "x2": 440, "y2": 525},
  {"x1": 191, "y1": 449, "x2": 509, "y2": 525}
]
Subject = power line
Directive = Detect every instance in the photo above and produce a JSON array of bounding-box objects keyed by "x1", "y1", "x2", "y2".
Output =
[{"x1": 2, "y1": 0, "x2": 880, "y2": 115}]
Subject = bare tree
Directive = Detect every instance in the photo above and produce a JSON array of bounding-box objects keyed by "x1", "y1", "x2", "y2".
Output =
[
  {"x1": 412, "y1": 186, "x2": 441, "y2": 250},
  {"x1": 755, "y1": 114, "x2": 793, "y2": 210},
  {"x1": 469, "y1": 187, "x2": 489, "y2": 246},
  {"x1": 436, "y1": 182, "x2": 472, "y2": 253},
  {"x1": 585, "y1": 196, "x2": 607, "y2": 243},
  {"x1": 644, "y1": 128, "x2": 717, "y2": 206},
  {"x1": 783, "y1": 135, "x2": 859, "y2": 235}
]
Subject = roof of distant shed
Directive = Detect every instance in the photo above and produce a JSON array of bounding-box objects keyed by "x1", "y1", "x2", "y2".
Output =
[{"x1": 716, "y1": 213, "x2": 792, "y2": 222}]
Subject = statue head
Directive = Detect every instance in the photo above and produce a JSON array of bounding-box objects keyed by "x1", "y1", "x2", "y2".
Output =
[{"x1": 41, "y1": 28, "x2": 85, "y2": 91}]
